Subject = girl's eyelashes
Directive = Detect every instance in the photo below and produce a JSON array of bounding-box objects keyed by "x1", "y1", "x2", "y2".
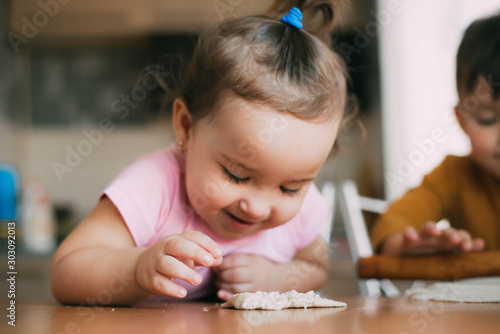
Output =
[
  {"x1": 222, "y1": 166, "x2": 250, "y2": 184},
  {"x1": 280, "y1": 186, "x2": 301, "y2": 196},
  {"x1": 221, "y1": 165, "x2": 302, "y2": 196}
]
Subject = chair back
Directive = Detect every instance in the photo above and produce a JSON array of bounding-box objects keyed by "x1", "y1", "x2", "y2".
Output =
[{"x1": 338, "y1": 179, "x2": 400, "y2": 297}]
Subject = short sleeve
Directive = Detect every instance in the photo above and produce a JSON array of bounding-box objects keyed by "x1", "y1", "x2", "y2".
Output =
[
  {"x1": 290, "y1": 184, "x2": 332, "y2": 250},
  {"x1": 102, "y1": 154, "x2": 177, "y2": 247}
]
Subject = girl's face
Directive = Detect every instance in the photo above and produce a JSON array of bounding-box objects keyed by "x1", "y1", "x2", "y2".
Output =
[
  {"x1": 456, "y1": 88, "x2": 500, "y2": 180},
  {"x1": 178, "y1": 94, "x2": 340, "y2": 239}
]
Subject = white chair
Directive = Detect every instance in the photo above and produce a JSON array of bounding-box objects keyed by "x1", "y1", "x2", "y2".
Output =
[{"x1": 337, "y1": 179, "x2": 401, "y2": 297}]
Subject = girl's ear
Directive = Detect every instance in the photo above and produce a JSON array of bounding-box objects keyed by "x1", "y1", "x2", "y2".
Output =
[{"x1": 173, "y1": 98, "x2": 193, "y2": 152}]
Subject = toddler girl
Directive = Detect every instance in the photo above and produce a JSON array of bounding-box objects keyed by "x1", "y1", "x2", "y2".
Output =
[{"x1": 51, "y1": 0, "x2": 350, "y2": 305}]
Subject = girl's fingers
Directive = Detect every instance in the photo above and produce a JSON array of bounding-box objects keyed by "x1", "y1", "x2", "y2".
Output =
[
  {"x1": 150, "y1": 274, "x2": 189, "y2": 298},
  {"x1": 212, "y1": 257, "x2": 224, "y2": 267},
  {"x1": 156, "y1": 255, "x2": 203, "y2": 287},
  {"x1": 179, "y1": 258, "x2": 196, "y2": 270},
  {"x1": 181, "y1": 231, "x2": 223, "y2": 259},
  {"x1": 216, "y1": 254, "x2": 250, "y2": 271},
  {"x1": 163, "y1": 234, "x2": 222, "y2": 267},
  {"x1": 216, "y1": 267, "x2": 253, "y2": 284},
  {"x1": 217, "y1": 289, "x2": 234, "y2": 301},
  {"x1": 216, "y1": 282, "x2": 252, "y2": 295}
]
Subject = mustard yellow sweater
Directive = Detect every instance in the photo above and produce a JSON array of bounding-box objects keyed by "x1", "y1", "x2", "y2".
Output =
[{"x1": 371, "y1": 155, "x2": 500, "y2": 251}]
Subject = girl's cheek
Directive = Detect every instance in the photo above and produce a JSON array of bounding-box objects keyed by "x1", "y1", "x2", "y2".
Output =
[
  {"x1": 205, "y1": 184, "x2": 238, "y2": 207},
  {"x1": 274, "y1": 199, "x2": 303, "y2": 225}
]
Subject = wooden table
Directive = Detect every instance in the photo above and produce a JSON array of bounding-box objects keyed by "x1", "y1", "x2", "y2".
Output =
[{"x1": 4, "y1": 296, "x2": 500, "y2": 334}]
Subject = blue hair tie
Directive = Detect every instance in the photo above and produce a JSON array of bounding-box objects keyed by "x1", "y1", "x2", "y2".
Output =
[{"x1": 281, "y1": 7, "x2": 303, "y2": 29}]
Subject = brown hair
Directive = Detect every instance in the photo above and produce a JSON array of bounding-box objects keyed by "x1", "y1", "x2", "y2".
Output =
[
  {"x1": 456, "y1": 12, "x2": 500, "y2": 99},
  {"x1": 159, "y1": 0, "x2": 350, "y2": 125}
]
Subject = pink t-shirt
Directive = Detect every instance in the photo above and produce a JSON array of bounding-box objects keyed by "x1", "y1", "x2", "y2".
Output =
[{"x1": 103, "y1": 145, "x2": 331, "y2": 300}]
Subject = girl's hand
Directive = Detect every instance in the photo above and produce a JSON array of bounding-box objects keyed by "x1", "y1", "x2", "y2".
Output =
[
  {"x1": 136, "y1": 231, "x2": 223, "y2": 298},
  {"x1": 389, "y1": 222, "x2": 485, "y2": 255},
  {"x1": 213, "y1": 254, "x2": 279, "y2": 301}
]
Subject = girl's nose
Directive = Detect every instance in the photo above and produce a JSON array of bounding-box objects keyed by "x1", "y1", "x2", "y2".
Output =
[{"x1": 239, "y1": 196, "x2": 271, "y2": 220}]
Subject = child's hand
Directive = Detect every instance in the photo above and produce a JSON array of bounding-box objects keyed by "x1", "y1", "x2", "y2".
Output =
[
  {"x1": 213, "y1": 254, "x2": 279, "y2": 301},
  {"x1": 135, "y1": 231, "x2": 223, "y2": 298},
  {"x1": 386, "y1": 222, "x2": 485, "y2": 255}
]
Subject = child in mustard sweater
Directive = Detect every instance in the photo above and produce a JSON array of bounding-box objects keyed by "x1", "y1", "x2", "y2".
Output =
[{"x1": 371, "y1": 12, "x2": 500, "y2": 255}]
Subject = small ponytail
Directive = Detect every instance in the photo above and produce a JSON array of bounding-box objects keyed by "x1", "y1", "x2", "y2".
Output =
[
  {"x1": 157, "y1": 0, "x2": 351, "y2": 125},
  {"x1": 264, "y1": 0, "x2": 347, "y2": 46}
]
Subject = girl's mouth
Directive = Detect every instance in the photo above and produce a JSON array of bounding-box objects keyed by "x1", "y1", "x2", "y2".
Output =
[{"x1": 226, "y1": 211, "x2": 255, "y2": 229}]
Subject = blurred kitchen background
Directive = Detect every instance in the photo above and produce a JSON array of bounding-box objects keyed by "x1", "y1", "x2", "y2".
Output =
[{"x1": 1, "y1": 0, "x2": 500, "y2": 300}]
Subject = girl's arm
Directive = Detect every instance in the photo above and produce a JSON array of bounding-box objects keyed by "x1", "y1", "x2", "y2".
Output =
[
  {"x1": 50, "y1": 196, "x2": 151, "y2": 305},
  {"x1": 214, "y1": 235, "x2": 329, "y2": 301},
  {"x1": 50, "y1": 196, "x2": 223, "y2": 306},
  {"x1": 279, "y1": 235, "x2": 330, "y2": 292}
]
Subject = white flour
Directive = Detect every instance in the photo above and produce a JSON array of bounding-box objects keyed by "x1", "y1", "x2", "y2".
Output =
[
  {"x1": 221, "y1": 290, "x2": 347, "y2": 310},
  {"x1": 406, "y1": 277, "x2": 500, "y2": 303}
]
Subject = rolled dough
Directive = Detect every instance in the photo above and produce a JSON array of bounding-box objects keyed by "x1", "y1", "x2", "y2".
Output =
[
  {"x1": 221, "y1": 290, "x2": 347, "y2": 310},
  {"x1": 406, "y1": 277, "x2": 500, "y2": 303}
]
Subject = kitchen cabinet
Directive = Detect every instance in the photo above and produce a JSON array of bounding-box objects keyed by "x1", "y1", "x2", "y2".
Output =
[{"x1": 9, "y1": 0, "x2": 273, "y2": 40}]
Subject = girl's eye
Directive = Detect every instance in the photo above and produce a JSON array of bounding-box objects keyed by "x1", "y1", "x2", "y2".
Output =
[
  {"x1": 222, "y1": 167, "x2": 249, "y2": 184},
  {"x1": 280, "y1": 186, "x2": 300, "y2": 196},
  {"x1": 476, "y1": 118, "x2": 497, "y2": 126}
]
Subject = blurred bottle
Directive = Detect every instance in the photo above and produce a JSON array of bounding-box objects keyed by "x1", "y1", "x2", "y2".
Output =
[
  {"x1": 0, "y1": 163, "x2": 18, "y2": 220},
  {"x1": 20, "y1": 177, "x2": 56, "y2": 253}
]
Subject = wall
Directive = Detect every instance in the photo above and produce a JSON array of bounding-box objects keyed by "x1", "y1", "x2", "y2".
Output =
[
  {"x1": 19, "y1": 121, "x2": 175, "y2": 219},
  {"x1": 0, "y1": 117, "x2": 23, "y2": 167}
]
